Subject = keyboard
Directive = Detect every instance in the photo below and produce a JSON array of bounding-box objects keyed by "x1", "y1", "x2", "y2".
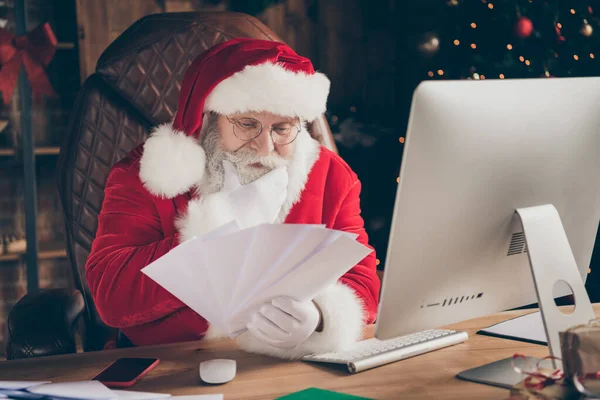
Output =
[{"x1": 302, "y1": 329, "x2": 468, "y2": 373}]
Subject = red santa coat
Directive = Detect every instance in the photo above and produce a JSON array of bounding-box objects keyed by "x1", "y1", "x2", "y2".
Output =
[{"x1": 85, "y1": 126, "x2": 380, "y2": 359}]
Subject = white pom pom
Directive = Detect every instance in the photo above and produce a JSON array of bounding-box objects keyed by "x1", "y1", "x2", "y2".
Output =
[{"x1": 139, "y1": 124, "x2": 206, "y2": 198}]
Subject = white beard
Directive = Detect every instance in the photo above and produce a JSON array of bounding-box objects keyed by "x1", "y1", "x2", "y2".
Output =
[{"x1": 198, "y1": 118, "x2": 290, "y2": 194}]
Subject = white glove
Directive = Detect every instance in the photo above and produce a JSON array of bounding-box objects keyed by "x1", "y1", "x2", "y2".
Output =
[
  {"x1": 246, "y1": 297, "x2": 321, "y2": 349},
  {"x1": 222, "y1": 160, "x2": 288, "y2": 228}
]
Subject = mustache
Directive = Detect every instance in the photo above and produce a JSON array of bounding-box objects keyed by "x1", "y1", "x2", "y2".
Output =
[{"x1": 225, "y1": 146, "x2": 290, "y2": 169}]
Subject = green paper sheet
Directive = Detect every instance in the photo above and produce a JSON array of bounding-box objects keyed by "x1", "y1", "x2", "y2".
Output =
[{"x1": 276, "y1": 387, "x2": 372, "y2": 399}]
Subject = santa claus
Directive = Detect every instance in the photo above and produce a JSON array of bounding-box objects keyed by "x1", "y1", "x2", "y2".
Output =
[{"x1": 85, "y1": 38, "x2": 380, "y2": 359}]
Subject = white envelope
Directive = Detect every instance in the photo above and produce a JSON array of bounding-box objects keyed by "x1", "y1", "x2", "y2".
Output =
[
  {"x1": 27, "y1": 381, "x2": 116, "y2": 400},
  {"x1": 265, "y1": 233, "x2": 371, "y2": 302},
  {"x1": 111, "y1": 390, "x2": 171, "y2": 399},
  {"x1": 142, "y1": 223, "x2": 373, "y2": 338},
  {"x1": 197, "y1": 228, "x2": 255, "y2": 317},
  {"x1": 142, "y1": 241, "x2": 225, "y2": 333},
  {"x1": 227, "y1": 233, "x2": 372, "y2": 334},
  {"x1": 0, "y1": 382, "x2": 49, "y2": 391},
  {"x1": 233, "y1": 224, "x2": 328, "y2": 308},
  {"x1": 0, "y1": 390, "x2": 47, "y2": 399}
]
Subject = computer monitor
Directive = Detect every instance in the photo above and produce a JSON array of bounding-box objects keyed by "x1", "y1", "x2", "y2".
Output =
[{"x1": 375, "y1": 77, "x2": 600, "y2": 346}]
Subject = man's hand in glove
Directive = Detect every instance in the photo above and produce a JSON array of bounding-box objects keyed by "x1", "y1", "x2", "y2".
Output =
[{"x1": 247, "y1": 297, "x2": 323, "y2": 349}]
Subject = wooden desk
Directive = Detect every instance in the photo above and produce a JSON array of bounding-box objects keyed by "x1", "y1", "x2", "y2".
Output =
[{"x1": 2, "y1": 305, "x2": 598, "y2": 399}]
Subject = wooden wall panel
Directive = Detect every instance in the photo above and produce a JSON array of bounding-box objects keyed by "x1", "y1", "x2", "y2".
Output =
[
  {"x1": 75, "y1": 0, "x2": 224, "y2": 81},
  {"x1": 75, "y1": 0, "x2": 110, "y2": 82},
  {"x1": 107, "y1": 0, "x2": 165, "y2": 43}
]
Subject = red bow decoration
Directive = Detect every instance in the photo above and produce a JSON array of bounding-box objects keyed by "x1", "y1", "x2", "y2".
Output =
[
  {"x1": 0, "y1": 22, "x2": 57, "y2": 104},
  {"x1": 512, "y1": 353, "x2": 600, "y2": 396},
  {"x1": 511, "y1": 354, "x2": 564, "y2": 390}
]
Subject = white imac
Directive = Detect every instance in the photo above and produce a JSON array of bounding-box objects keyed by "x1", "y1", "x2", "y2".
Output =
[{"x1": 375, "y1": 77, "x2": 600, "y2": 365}]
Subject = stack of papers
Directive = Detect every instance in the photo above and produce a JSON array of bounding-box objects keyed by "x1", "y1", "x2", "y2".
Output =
[
  {"x1": 142, "y1": 222, "x2": 372, "y2": 337},
  {"x1": 0, "y1": 381, "x2": 221, "y2": 400}
]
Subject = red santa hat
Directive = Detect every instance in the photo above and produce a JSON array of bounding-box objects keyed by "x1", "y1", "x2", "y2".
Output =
[{"x1": 139, "y1": 38, "x2": 331, "y2": 198}]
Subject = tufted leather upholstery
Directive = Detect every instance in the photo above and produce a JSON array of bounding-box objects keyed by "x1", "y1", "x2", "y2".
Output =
[
  {"x1": 4, "y1": 289, "x2": 84, "y2": 360},
  {"x1": 5, "y1": 12, "x2": 336, "y2": 359}
]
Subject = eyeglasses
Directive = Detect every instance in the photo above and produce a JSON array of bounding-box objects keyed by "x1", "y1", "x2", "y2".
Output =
[{"x1": 226, "y1": 116, "x2": 300, "y2": 145}]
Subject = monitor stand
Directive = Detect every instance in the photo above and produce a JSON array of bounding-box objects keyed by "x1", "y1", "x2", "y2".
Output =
[{"x1": 457, "y1": 204, "x2": 596, "y2": 388}]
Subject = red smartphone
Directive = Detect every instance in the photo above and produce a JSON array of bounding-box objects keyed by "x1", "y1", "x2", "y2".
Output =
[{"x1": 91, "y1": 357, "x2": 160, "y2": 388}]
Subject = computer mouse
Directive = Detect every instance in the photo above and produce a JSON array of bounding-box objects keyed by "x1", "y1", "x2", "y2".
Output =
[{"x1": 199, "y1": 359, "x2": 236, "y2": 384}]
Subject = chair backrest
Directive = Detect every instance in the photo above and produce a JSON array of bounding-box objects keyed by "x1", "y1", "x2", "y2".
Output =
[{"x1": 56, "y1": 12, "x2": 336, "y2": 351}]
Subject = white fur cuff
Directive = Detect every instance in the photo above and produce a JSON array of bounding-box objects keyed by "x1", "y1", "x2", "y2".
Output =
[
  {"x1": 175, "y1": 193, "x2": 236, "y2": 243},
  {"x1": 203, "y1": 324, "x2": 228, "y2": 340},
  {"x1": 235, "y1": 282, "x2": 365, "y2": 359}
]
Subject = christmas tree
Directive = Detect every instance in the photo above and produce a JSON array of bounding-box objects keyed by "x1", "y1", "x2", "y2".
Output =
[{"x1": 425, "y1": 0, "x2": 600, "y2": 81}]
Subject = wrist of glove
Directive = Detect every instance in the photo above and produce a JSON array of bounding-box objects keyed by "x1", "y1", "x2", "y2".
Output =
[{"x1": 247, "y1": 297, "x2": 323, "y2": 349}]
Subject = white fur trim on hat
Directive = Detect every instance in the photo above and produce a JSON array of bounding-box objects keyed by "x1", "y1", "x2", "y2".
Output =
[
  {"x1": 204, "y1": 63, "x2": 330, "y2": 121},
  {"x1": 235, "y1": 282, "x2": 365, "y2": 360},
  {"x1": 139, "y1": 123, "x2": 206, "y2": 198}
]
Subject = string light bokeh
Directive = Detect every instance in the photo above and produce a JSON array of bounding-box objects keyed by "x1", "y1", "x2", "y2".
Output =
[{"x1": 422, "y1": 1, "x2": 600, "y2": 81}]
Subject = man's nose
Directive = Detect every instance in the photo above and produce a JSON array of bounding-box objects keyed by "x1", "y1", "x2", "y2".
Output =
[{"x1": 249, "y1": 128, "x2": 274, "y2": 156}]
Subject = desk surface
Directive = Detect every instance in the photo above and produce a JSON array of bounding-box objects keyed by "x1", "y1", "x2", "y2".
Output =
[{"x1": 2, "y1": 305, "x2": 598, "y2": 400}]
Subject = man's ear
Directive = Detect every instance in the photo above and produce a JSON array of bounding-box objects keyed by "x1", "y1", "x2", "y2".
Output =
[
  {"x1": 206, "y1": 111, "x2": 219, "y2": 122},
  {"x1": 198, "y1": 113, "x2": 213, "y2": 138}
]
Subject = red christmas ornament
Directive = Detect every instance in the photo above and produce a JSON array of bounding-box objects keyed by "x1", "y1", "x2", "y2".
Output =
[
  {"x1": 555, "y1": 24, "x2": 566, "y2": 42},
  {"x1": 515, "y1": 16, "x2": 534, "y2": 38}
]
